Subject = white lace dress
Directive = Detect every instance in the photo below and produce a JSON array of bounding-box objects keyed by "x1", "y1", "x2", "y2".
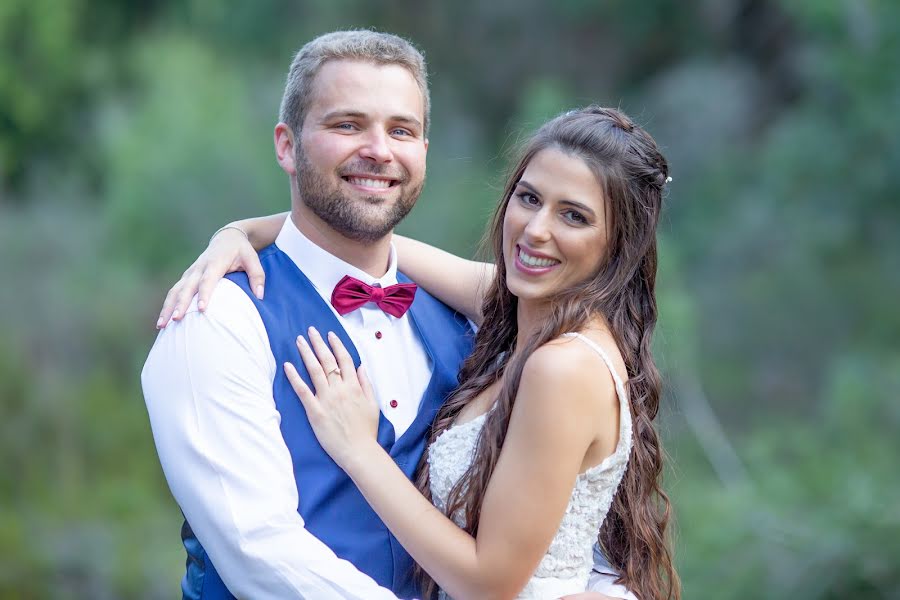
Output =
[{"x1": 428, "y1": 333, "x2": 635, "y2": 599}]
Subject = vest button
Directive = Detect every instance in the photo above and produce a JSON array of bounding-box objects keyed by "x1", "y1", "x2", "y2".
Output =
[
  {"x1": 375, "y1": 331, "x2": 383, "y2": 339},
  {"x1": 389, "y1": 399, "x2": 398, "y2": 408}
]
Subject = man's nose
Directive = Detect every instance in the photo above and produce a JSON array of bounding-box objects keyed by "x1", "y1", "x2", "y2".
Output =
[{"x1": 359, "y1": 129, "x2": 393, "y2": 163}]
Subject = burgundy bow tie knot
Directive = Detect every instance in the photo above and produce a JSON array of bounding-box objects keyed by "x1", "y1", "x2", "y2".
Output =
[{"x1": 331, "y1": 275, "x2": 417, "y2": 318}]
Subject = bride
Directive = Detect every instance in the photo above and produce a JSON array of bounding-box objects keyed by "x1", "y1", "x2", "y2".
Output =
[{"x1": 160, "y1": 106, "x2": 679, "y2": 600}]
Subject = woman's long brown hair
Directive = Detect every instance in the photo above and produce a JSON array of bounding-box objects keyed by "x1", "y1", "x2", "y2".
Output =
[{"x1": 413, "y1": 106, "x2": 679, "y2": 600}]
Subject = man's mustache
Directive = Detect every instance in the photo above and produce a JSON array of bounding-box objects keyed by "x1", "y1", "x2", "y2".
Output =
[{"x1": 338, "y1": 162, "x2": 408, "y2": 182}]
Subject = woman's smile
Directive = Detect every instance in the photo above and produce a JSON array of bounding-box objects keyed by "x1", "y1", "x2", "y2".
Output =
[{"x1": 503, "y1": 147, "x2": 609, "y2": 303}]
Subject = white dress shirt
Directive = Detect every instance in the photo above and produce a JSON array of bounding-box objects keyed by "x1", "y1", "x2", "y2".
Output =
[
  {"x1": 275, "y1": 217, "x2": 433, "y2": 437},
  {"x1": 142, "y1": 217, "x2": 432, "y2": 599}
]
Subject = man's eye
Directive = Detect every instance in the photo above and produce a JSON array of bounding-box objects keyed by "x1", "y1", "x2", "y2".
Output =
[
  {"x1": 335, "y1": 123, "x2": 357, "y2": 131},
  {"x1": 391, "y1": 128, "x2": 412, "y2": 137}
]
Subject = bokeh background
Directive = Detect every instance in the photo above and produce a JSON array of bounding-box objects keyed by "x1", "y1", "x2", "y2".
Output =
[{"x1": 2, "y1": 0, "x2": 898, "y2": 598}]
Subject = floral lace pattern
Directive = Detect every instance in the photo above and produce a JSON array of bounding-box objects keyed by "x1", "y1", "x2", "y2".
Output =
[{"x1": 429, "y1": 333, "x2": 633, "y2": 599}]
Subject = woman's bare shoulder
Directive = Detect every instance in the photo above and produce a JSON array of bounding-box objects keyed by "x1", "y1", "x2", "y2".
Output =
[{"x1": 519, "y1": 330, "x2": 622, "y2": 418}]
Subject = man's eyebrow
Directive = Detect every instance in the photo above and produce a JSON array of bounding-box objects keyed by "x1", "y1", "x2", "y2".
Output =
[
  {"x1": 320, "y1": 110, "x2": 367, "y2": 122},
  {"x1": 516, "y1": 179, "x2": 598, "y2": 218},
  {"x1": 390, "y1": 115, "x2": 423, "y2": 129}
]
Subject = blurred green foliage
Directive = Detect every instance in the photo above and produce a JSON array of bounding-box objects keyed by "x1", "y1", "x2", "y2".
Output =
[{"x1": 1, "y1": 0, "x2": 898, "y2": 598}]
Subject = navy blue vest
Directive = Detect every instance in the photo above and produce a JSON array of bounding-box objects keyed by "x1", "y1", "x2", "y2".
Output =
[{"x1": 180, "y1": 244, "x2": 474, "y2": 599}]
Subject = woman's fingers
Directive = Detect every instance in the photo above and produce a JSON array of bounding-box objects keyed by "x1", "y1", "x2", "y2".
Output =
[
  {"x1": 307, "y1": 327, "x2": 341, "y2": 380},
  {"x1": 174, "y1": 268, "x2": 203, "y2": 318},
  {"x1": 157, "y1": 285, "x2": 180, "y2": 328},
  {"x1": 158, "y1": 267, "x2": 198, "y2": 328},
  {"x1": 328, "y1": 332, "x2": 358, "y2": 384},
  {"x1": 197, "y1": 271, "x2": 219, "y2": 313},
  {"x1": 357, "y1": 365, "x2": 377, "y2": 406},
  {"x1": 197, "y1": 255, "x2": 237, "y2": 312},
  {"x1": 295, "y1": 334, "x2": 328, "y2": 392},
  {"x1": 156, "y1": 227, "x2": 263, "y2": 327},
  {"x1": 294, "y1": 328, "x2": 362, "y2": 395},
  {"x1": 283, "y1": 361, "x2": 320, "y2": 415},
  {"x1": 240, "y1": 246, "x2": 267, "y2": 300}
]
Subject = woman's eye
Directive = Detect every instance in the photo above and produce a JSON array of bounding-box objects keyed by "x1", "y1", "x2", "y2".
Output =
[
  {"x1": 563, "y1": 210, "x2": 587, "y2": 224},
  {"x1": 518, "y1": 192, "x2": 539, "y2": 206}
]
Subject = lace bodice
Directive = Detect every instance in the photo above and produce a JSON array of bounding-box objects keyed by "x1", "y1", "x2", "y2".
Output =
[{"x1": 428, "y1": 333, "x2": 633, "y2": 599}]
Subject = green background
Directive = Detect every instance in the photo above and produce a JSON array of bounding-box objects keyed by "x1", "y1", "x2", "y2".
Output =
[{"x1": 1, "y1": 1, "x2": 898, "y2": 597}]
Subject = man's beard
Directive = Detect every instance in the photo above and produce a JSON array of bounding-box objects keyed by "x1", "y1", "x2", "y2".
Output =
[{"x1": 295, "y1": 147, "x2": 424, "y2": 244}]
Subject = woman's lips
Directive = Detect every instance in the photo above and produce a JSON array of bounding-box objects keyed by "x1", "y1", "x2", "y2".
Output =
[{"x1": 513, "y1": 244, "x2": 561, "y2": 275}]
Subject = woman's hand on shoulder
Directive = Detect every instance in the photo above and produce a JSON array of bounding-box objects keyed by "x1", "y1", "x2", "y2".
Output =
[{"x1": 157, "y1": 227, "x2": 265, "y2": 328}]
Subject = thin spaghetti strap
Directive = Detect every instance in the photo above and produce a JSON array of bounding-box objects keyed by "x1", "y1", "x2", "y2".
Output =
[
  {"x1": 561, "y1": 332, "x2": 629, "y2": 406},
  {"x1": 561, "y1": 332, "x2": 634, "y2": 475}
]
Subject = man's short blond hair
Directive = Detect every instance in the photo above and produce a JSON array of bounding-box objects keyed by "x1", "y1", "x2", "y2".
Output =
[{"x1": 279, "y1": 30, "x2": 430, "y2": 137}]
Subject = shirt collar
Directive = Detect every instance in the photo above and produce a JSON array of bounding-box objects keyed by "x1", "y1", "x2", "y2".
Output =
[{"x1": 274, "y1": 216, "x2": 399, "y2": 298}]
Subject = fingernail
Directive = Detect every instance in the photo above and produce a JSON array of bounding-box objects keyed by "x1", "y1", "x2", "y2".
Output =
[
  {"x1": 256, "y1": 285, "x2": 264, "y2": 300},
  {"x1": 156, "y1": 317, "x2": 164, "y2": 328},
  {"x1": 296, "y1": 335, "x2": 306, "y2": 345},
  {"x1": 172, "y1": 309, "x2": 180, "y2": 320},
  {"x1": 198, "y1": 300, "x2": 206, "y2": 311},
  {"x1": 327, "y1": 331, "x2": 336, "y2": 341}
]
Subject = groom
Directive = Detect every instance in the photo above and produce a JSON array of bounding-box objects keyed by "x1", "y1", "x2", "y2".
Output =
[
  {"x1": 143, "y1": 29, "x2": 622, "y2": 599},
  {"x1": 143, "y1": 30, "x2": 473, "y2": 598}
]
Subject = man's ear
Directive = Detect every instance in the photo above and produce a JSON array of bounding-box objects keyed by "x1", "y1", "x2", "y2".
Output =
[
  {"x1": 275, "y1": 123, "x2": 297, "y2": 175},
  {"x1": 423, "y1": 137, "x2": 429, "y2": 155}
]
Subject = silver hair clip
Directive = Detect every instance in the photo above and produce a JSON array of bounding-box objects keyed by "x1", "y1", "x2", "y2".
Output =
[{"x1": 665, "y1": 176, "x2": 673, "y2": 184}]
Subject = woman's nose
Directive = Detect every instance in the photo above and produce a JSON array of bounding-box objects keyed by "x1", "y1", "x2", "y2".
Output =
[{"x1": 522, "y1": 210, "x2": 552, "y2": 243}]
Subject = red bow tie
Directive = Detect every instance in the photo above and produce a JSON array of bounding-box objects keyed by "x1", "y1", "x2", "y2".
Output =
[{"x1": 330, "y1": 275, "x2": 417, "y2": 318}]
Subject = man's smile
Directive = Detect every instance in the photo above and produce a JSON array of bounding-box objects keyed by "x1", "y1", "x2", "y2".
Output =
[{"x1": 341, "y1": 175, "x2": 400, "y2": 192}]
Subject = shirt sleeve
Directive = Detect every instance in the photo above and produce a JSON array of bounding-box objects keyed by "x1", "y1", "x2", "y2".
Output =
[
  {"x1": 586, "y1": 572, "x2": 639, "y2": 600},
  {"x1": 587, "y1": 543, "x2": 637, "y2": 599},
  {"x1": 141, "y1": 280, "x2": 400, "y2": 600}
]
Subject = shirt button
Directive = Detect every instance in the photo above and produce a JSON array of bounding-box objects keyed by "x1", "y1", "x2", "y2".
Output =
[
  {"x1": 375, "y1": 331, "x2": 383, "y2": 339},
  {"x1": 389, "y1": 399, "x2": 398, "y2": 408}
]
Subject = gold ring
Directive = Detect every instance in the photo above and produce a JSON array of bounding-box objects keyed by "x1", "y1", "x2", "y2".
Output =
[{"x1": 326, "y1": 367, "x2": 341, "y2": 378}]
